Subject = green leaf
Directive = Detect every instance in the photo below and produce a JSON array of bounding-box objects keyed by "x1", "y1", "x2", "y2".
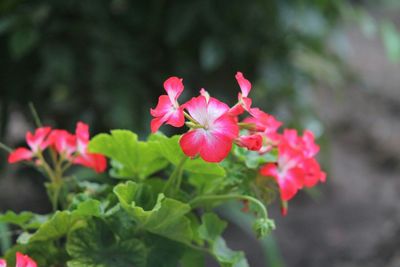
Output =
[
  {"x1": 114, "y1": 181, "x2": 193, "y2": 244},
  {"x1": 73, "y1": 199, "x2": 104, "y2": 218},
  {"x1": 26, "y1": 211, "x2": 84, "y2": 243},
  {"x1": 145, "y1": 235, "x2": 186, "y2": 267},
  {"x1": 198, "y1": 213, "x2": 227, "y2": 242},
  {"x1": 0, "y1": 211, "x2": 47, "y2": 230},
  {"x1": 153, "y1": 134, "x2": 226, "y2": 177},
  {"x1": 67, "y1": 220, "x2": 147, "y2": 267},
  {"x1": 180, "y1": 248, "x2": 205, "y2": 267},
  {"x1": 233, "y1": 146, "x2": 278, "y2": 169},
  {"x1": 212, "y1": 237, "x2": 249, "y2": 267},
  {"x1": 89, "y1": 130, "x2": 168, "y2": 180}
]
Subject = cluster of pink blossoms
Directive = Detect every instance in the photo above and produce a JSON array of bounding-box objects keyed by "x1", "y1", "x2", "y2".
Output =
[
  {"x1": 0, "y1": 252, "x2": 37, "y2": 267},
  {"x1": 151, "y1": 72, "x2": 326, "y2": 202},
  {"x1": 8, "y1": 122, "x2": 106, "y2": 173}
]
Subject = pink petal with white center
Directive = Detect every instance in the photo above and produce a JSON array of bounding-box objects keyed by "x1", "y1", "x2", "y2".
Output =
[
  {"x1": 164, "y1": 76, "x2": 184, "y2": 103},
  {"x1": 179, "y1": 130, "x2": 205, "y2": 158},
  {"x1": 76, "y1": 122, "x2": 89, "y2": 142},
  {"x1": 150, "y1": 95, "x2": 184, "y2": 133},
  {"x1": 277, "y1": 169, "x2": 303, "y2": 201},
  {"x1": 199, "y1": 130, "x2": 233, "y2": 162},
  {"x1": 0, "y1": 259, "x2": 5, "y2": 267},
  {"x1": 16, "y1": 252, "x2": 37, "y2": 267},
  {"x1": 166, "y1": 107, "x2": 185, "y2": 128},
  {"x1": 235, "y1": 72, "x2": 252, "y2": 97},
  {"x1": 206, "y1": 97, "x2": 230, "y2": 123},
  {"x1": 48, "y1": 130, "x2": 77, "y2": 157},
  {"x1": 183, "y1": 96, "x2": 208, "y2": 125},
  {"x1": 150, "y1": 95, "x2": 173, "y2": 117},
  {"x1": 8, "y1": 148, "x2": 34, "y2": 164},
  {"x1": 26, "y1": 127, "x2": 51, "y2": 153}
]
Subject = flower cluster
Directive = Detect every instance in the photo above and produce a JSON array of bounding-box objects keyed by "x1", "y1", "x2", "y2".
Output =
[
  {"x1": 0, "y1": 252, "x2": 37, "y2": 267},
  {"x1": 8, "y1": 122, "x2": 106, "y2": 173},
  {"x1": 151, "y1": 72, "x2": 325, "y2": 203}
]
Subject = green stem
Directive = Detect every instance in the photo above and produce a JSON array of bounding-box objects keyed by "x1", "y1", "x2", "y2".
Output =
[
  {"x1": 28, "y1": 102, "x2": 43, "y2": 128},
  {"x1": 163, "y1": 156, "x2": 187, "y2": 196},
  {"x1": 0, "y1": 142, "x2": 12, "y2": 153},
  {"x1": 183, "y1": 111, "x2": 200, "y2": 125},
  {"x1": 189, "y1": 194, "x2": 269, "y2": 219}
]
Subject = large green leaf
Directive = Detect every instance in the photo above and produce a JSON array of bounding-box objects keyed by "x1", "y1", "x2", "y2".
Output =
[
  {"x1": 212, "y1": 237, "x2": 249, "y2": 267},
  {"x1": 67, "y1": 220, "x2": 147, "y2": 267},
  {"x1": 198, "y1": 213, "x2": 227, "y2": 243},
  {"x1": 89, "y1": 130, "x2": 168, "y2": 180},
  {"x1": 151, "y1": 134, "x2": 226, "y2": 177},
  {"x1": 198, "y1": 213, "x2": 248, "y2": 267},
  {"x1": 114, "y1": 181, "x2": 193, "y2": 244},
  {"x1": 145, "y1": 235, "x2": 186, "y2": 267},
  {"x1": 26, "y1": 211, "x2": 84, "y2": 243}
]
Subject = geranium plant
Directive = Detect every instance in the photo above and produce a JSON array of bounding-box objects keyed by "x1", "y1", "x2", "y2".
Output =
[{"x1": 0, "y1": 73, "x2": 325, "y2": 266}]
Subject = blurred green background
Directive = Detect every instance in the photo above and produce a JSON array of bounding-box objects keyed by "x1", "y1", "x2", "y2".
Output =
[{"x1": 2, "y1": 0, "x2": 400, "y2": 266}]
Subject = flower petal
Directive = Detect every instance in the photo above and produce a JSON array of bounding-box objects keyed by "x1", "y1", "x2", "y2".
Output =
[
  {"x1": 179, "y1": 129, "x2": 205, "y2": 158},
  {"x1": 26, "y1": 127, "x2": 51, "y2": 153},
  {"x1": 0, "y1": 259, "x2": 6, "y2": 267},
  {"x1": 16, "y1": 252, "x2": 37, "y2": 267},
  {"x1": 74, "y1": 153, "x2": 107, "y2": 173},
  {"x1": 150, "y1": 95, "x2": 173, "y2": 117},
  {"x1": 166, "y1": 107, "x2": 185, "y2": 128},
  {"x1": 235, "y1": 72, "x2": 252, "y2": 97},
  {"x1": 199, "y1": 130, "x2": 233, "y2": 162},
  {"x1": 164, "y1": 76, "x2": 184, "y2": 103},
  {"x1": 8, "y1": 148, "x2": 34, "y2": 164}
]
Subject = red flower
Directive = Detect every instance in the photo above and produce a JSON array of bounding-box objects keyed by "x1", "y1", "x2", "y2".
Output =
[
  {"x1": 230, "y1": 72, "x2": 253, "y2": 116},
  {"x1": 73, "y1": 122, "x2": 107, "y2": 173},
  {"x1": 180, "y1": 95, "x2": 239, "y2": 162},
  {"x1": 260, "y1": 142, "x2": 304, "y2": 201},
  {"x1": 235, "y1": 134, "x2": 263, "y2": 151},
  {"x1": 16, "y1": 252, "x2": 37, "y2": 267},
  {"x1": 8, "y1": 127, "x2": 51, "y2": 164},
  {"x1": 48, "y1": 130, "x2": 76, "y2": 159},
  {"x1": 0, "y1": 259, "x2": 6, "y2": 267},
  {"x1": 150, "y1": 77, "x2": 185, "y2": 133}
]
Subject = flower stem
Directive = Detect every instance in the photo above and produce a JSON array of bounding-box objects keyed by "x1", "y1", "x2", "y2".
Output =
[
  {"x1": 163, "y1": 156, "x2": 187, "y2": 196},
  {"x1": 28, "y1": 102, "x2": 43, "y2": 128},
  {"x1": 183, "y1": 111, "x2": 200, "y2": 125},
  {"x1": 189, "y1": 194, "x2": 269, "y2": 219}
]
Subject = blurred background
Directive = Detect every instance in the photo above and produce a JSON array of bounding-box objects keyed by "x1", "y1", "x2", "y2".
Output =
[{"x1": 1, "y1": 0, "x2": 400, "y2": 266}]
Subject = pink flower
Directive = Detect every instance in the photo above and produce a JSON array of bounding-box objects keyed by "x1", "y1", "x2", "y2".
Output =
[
  {"x1": 15, "y1": 252, "x2": 37, "y2": 267},
  {"x1": 48, "y1": 130, "x2": 76, "y2": 158},
  {"x1": 245, "y1": 108, "x2": 282, "y2": 134},
  {"x1": 150, "y1": 77, "x2": 185, "y2": 133},
  {"x1": 0, "y1": 252, "x2": 37, "y2": 267},
  {"x1": 179, "y1": 95, "x2": 239, "y2": 162},
  {"x1": 229, "y1": 72, "x2": 252, "y2": 116},
  {"x1": 73, "y1": 122, "x2": 107, "y2": 173},
  {"x1": 302, "y1": 157, "x2": 326, "y2": 187},
  {"x1": 8, "y1": 127, "x2": 52, "y2": 164},
  {"x1": 260, "y1": 142, "x2": 304, "y2": 201},
  {"x1": 235, "y1": 134, "x2": 263, "y2": 151}
]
